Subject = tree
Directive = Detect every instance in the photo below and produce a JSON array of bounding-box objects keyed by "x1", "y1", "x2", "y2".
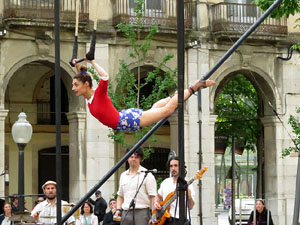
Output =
[
  {"x1": 255, "y1": 0, "x2": 300, "y2": 50},
  {"x1": 281, "y1": 108, "x2": 300, "y2": 157},
  {"x1": 215, "y1": 74, "x2": 260, "y2": 151},
  {"x1": 90, "y1": 0, "x2": 177, "y2": 156},
  {"x1": 255, "y1": 0, "x2": 300, "y2": 157}
]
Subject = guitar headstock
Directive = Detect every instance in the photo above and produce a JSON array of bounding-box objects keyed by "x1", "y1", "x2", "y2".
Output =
[{"x1": 194, "y1": 167, "x2": 208, "y2": 180}]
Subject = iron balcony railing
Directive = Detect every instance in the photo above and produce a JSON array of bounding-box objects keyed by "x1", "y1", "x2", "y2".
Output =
[
  {"x1": 112, "y1": 0, "x2": 196, "y2": 29},
  {"x1": 3, "y1": 0, "x2": 89, "y2": 22},
  {"x1": 211, "y1": 3, "x2": 287, "y2": 35}
]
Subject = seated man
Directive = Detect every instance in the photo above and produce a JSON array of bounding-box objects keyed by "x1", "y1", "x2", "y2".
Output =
[
  {"x1": 31, "y1": 180, "x2": 75, "y2": 225},
  {"x1": 103, "y1": 198, "x2": 120, "y2": 225}
]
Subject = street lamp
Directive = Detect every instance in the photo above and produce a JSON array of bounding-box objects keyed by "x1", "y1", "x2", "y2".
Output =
[{"x1": 11, "y1": 112, "x2": 32, "y2": 212}]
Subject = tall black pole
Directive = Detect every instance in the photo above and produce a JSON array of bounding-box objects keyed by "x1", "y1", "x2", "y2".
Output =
[
  {"x1": 293, "y1": 153, "x2": 300, "y2": 225},
  {"x1": 177, "y1": 0, "x2": 186, "y2": 223},
  {"x1": 54, "y1": 0, "x2": 62, "y2": 224},
  {"x1": 17, "y1": 143, "x2": 25, "y2": 212},
  {"x1": 231, "y1": 137, "x2": 235, "y2": 225}
]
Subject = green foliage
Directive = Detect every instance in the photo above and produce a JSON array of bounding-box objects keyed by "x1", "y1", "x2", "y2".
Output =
[
  {"x1": 281, "y1": 107, "x2": 300, "y2": 157},
  {"x1": 156, "y1": 177, "x2": 163, "y2": 190},
  {"x1": 215, "y1": 74, "x2": 260, "y2": 152},
  {"x1": 254, "y1": 0, "x2": 300, "y2": 18},
  {"x1": 90, "y1": 0, "x2": 177, "y2": 155}
]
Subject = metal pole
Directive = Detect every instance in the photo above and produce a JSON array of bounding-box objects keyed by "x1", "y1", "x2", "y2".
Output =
[
  {"x1": 177, "y1": 0, "x2": 186, "y2": 223},
  {"x1": 198, "y1": 120, "x2": 203, "y2": 225},
  {"x1": 17, "y1": 143, "x2": 26, "y2": 212},
  {"x1": 201, "y1": 0, "x2": 283, "y2": 81},
  {"x1": 54, "y1": 0, "x2": 62, "y2": 224},
  {"x1": 293, "y1": 153, "x2": 300, "y2": 225},
  {"x1": 231, "y1": 137, "x2": 235, "y2": 225}
]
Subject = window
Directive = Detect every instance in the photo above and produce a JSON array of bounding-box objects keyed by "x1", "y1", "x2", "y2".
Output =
[{"x1": 129, "y1": 0, "x2": 163, "y2": 17}]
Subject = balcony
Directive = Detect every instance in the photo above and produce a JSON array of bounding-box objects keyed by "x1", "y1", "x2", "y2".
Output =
[
  {"x1": 112, "y1": 0, "x2": 196, "y2": 31},
  {"x1": 211, "y1": 3, "x2": 287, "y2": 40},
  {"x1": 3, "y1": 0, "x2": 89, "y2": 27}
]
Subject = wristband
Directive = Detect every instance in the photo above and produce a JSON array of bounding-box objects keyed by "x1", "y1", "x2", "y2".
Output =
[{"x1": 116, "y1": 209, "x2": 122, "y2": 213}]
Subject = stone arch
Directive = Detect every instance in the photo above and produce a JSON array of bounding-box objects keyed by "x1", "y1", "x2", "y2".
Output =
[
  {"x1": 1, "y1": 55, "x2": 85, "y2": 113},
  {"x1": 210, "y1": 65, "x2": 281, "y2": 116},
  {"x1": 211, "y1": 65, "x2": 281, "y2": 198}
]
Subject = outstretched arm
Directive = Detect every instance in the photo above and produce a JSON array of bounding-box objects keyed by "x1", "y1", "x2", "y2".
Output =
[{"x1": 89, "y1": 60, "x2": 109, "y2": 79}]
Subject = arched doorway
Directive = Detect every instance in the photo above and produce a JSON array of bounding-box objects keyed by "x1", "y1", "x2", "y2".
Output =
[
  {"x1": 3, "y1": 59, "x2": 77, "y2": 204},
  {"x1": 213, "y1": 69, "x2": 278, "y2": 209},
  {"x1": 38, "y1": 146, "x2": 69, "y2": 201}
]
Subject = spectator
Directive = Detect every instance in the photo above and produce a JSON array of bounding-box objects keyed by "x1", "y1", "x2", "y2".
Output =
[
  {"x1": 88, "y1": 190, "x2": 107, "y2": 224},
  {"x1": 247, "y1": 199, "x2": 274, "y2": 225},
  {"x1": 33, "y1": 196, "x2": 45, "y2": 210},
  {"x1": 76, "y1": 202, "x2": 98, "y2": 225},
  {"x1": 0, "y1": 203, "x2": 12, "y2": 225},
  {"x1": 103, "y1": 199, "x2": 120, "y2": 225},
  {"x1": 31, "y1": 180, "x2": 75, "y2": 225},
  {"x1": 10, "y1": 195, "x2": 18, "y2": 213}
]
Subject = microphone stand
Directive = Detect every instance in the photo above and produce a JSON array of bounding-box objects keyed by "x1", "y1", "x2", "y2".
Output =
[{"x1": 121, "y1": 172, "x2": 149, "y2": 225}]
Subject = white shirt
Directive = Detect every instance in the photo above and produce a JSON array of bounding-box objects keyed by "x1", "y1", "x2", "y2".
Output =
[
  {"x1": 31, "y1": 199, "x2": 75, "y2": 224},
  {"x1": 76, "y1": 214, "x2": 98, "y2": 225},
  {"x1": 117, "y1": 165, "x2": 157, "y2": 210},
  {"x1": 158, "y1": 177, "x2": 195, "y2": 219},
  {"x1": 1, "y1": 216, "x2": 11, "y2": 225}
]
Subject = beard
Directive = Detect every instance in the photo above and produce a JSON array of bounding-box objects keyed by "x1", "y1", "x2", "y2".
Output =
[
  {"x1": 171, "y1": 171, "x2": 179, "y2": 177},
  {"x1": 46, "y1": 194, "x2": 56, "y2": 200}
]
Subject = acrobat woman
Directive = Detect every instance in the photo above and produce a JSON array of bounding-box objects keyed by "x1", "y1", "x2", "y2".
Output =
[{"x1": 72, "y1": 59, "x2": 216, "y2": 132}]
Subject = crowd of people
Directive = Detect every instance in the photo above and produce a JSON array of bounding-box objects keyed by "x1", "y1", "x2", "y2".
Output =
[{"x1": 0, "y1": 148, "x2": 276, "y2": 225}]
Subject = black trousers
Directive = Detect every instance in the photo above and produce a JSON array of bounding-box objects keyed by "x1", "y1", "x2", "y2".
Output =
[
  {"x1": 164, "y1": 217, "x2": 180, "y2": 225},
  {"x1": 164, "y1": 217, "x2": 190, "y2": 225}
]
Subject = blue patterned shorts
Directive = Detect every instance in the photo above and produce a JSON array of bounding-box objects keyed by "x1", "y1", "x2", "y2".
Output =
[{"x1": 115, "y1": 108, "x2": 143, "y2": 132}]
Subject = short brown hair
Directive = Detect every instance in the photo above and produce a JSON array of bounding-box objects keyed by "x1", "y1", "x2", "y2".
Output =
[{"x1": 127, "y1": 148, "x2": 144, "y2": 160}]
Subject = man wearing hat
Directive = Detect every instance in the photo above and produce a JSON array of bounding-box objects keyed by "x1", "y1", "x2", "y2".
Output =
[
  {"x1": 31, "y1": 180, "x2": 75, "y2": 225},
  {"x1": 89, "y1": 190, "x2": 107, "y2": 224}
]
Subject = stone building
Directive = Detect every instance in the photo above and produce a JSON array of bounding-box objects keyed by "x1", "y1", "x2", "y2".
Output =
[{"x1": 0, "y1": 0, "x2": 299, "y2": 224}]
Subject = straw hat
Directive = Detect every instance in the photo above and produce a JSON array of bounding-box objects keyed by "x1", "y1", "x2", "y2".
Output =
[{"x1": 42, "y1": 180, "x2": 56, "y2": 190}]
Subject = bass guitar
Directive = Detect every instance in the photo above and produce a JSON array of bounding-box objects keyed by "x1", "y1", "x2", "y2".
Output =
[{"x1": 152, "y1": 167, "x2": 208, "y2": 225}]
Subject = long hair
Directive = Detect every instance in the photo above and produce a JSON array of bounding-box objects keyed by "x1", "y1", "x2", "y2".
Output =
[
  {"x1": 80, "y1": 202, "x2": 94, "y2": 215},
  {"x1": 74, "y1": 64, "x2": 93, "y2": 88}
]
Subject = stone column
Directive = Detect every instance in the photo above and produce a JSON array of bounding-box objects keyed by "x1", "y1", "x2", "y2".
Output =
[
  {"x1": 0, "y1": 110, "x2": 8, "y2": 197},
  {"x1": 67, "y1": 111, "x2": 87, "y2": 203},
  {"x1": 200, "y1": 115, "x2": 218, "y2": 225},
  {"x1": 83, "y1": 43, "x2": 116, "y2": 202},
  {"x1": 261, "y1": 115, "x2": 292, "y2": 225}
]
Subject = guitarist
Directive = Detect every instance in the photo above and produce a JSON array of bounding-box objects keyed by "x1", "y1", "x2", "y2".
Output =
[{"x1": 153, "y1": 156, "x2": 195, "y2": 225}]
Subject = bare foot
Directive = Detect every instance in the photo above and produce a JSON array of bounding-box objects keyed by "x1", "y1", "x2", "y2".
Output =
[{"x1": 192, "y1": 79, "x2": 216, "y2": 92}]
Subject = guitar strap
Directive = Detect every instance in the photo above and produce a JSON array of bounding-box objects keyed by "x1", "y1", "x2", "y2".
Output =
[
  {"x1": 173, "y1": 182, "x2": 179, "y2": 225},
  {"x1": 185, "y1": 188, "x2": 191, "y2": 225}
]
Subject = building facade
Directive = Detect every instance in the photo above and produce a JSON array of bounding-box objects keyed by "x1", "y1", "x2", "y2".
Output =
[{"x1": 0, "y1": 0, "x2": 300, "y2": 224}]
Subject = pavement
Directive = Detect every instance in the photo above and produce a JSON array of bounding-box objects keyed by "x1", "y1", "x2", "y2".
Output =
[{"x1": 216, "y1": 208, "x2": 230, "y2": 225}]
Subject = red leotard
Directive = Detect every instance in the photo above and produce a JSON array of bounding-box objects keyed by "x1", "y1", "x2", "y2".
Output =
[{"x1": 87, "y1": 79, "x2": 119, "y2": 129}]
